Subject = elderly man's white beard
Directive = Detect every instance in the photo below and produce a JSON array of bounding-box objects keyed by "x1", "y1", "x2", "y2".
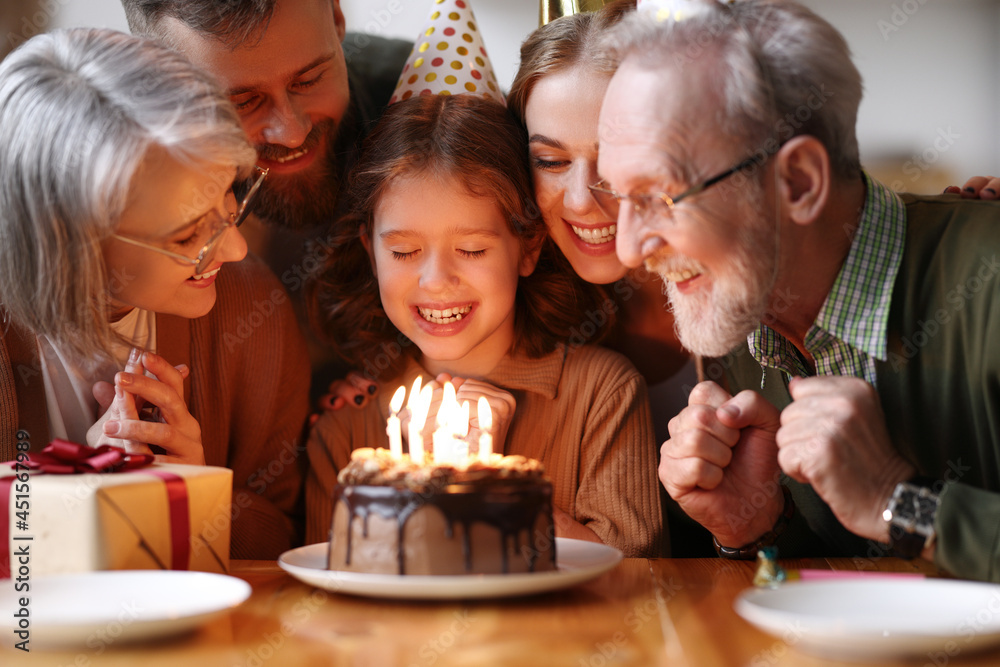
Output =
[{"x1": 652, "y1": 211, "x2": 777, "y2": 357}]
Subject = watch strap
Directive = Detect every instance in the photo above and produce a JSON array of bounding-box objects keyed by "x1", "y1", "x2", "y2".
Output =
[{"x1": 714, "y1": 485, "x2": 795, "y2": 560}]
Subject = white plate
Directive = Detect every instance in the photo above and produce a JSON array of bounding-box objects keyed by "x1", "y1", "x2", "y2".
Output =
[
  {"x1": 735, "y1": 578, "x2": 1000, "y2": 661},
  {"x1": 278, "y1": 537, "x2": 622, "y2": 600},
  {"x1": 0, "y1": 570, "x2": 250, "y2": 647}
]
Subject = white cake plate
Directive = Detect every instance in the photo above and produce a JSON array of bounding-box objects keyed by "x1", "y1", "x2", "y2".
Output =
[{"x1": 278, "y1": 537, "x2": 622, "y2": 600}]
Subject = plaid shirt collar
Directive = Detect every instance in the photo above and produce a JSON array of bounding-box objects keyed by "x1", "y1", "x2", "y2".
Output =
[{"x1": 748, "y1": 173, "x2": 906, "y2": 385}]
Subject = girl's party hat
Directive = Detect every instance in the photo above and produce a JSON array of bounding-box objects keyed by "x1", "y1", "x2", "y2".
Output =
[
  {"x1": 390, "y1": 0, "x2": 503, "y2": 105},
  {"x1": 539, "y1": 0, "x2": 612, "y2": 26}
]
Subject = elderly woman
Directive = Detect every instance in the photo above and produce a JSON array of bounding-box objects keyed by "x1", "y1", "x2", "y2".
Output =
[{"x1": 0, "y1": 28, "x2": 309, "y2": 559}]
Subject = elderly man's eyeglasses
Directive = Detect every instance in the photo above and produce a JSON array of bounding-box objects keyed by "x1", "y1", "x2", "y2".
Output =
[
  {"x1": 588, "y1": 155, "x2": 763, "y2": 220},
  {"x1": 112, "y1": 166, "x2": 268, "y2": 275}
]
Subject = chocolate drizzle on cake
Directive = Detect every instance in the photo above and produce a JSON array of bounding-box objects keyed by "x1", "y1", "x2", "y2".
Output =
[
  {"x1": 334, "y1": 482, "x2": 554, "y2": 575},
  {"x1": 328, "y1": 448, "x2": 558, "y2": 576}
]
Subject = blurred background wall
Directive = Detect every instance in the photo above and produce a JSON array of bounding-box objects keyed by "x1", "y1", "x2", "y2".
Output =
[{"x1": 4, "y1": 0, "x2": 997, "y2": 192}]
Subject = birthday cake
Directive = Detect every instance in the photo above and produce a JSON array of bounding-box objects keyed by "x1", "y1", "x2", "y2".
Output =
[{"x1": 327, "y1": 448, "x2": 557, "y2": 576}]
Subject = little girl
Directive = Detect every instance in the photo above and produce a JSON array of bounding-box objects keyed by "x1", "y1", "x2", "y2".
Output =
[{"x1": 305, "y1": 94, "x2": 663, "y2": 557}]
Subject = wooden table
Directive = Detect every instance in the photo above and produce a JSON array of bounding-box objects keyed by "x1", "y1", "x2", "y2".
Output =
[{"x1": 4, "y1": 557, "x2": 1000, "y2": 666}]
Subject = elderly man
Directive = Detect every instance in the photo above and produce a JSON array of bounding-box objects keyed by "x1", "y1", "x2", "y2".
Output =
[{"x1": 597, "y1": 1, "x2": 1000, "y2": 581}]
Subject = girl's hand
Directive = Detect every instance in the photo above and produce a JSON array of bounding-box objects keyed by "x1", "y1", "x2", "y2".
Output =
[
  {"x1": 318, "y1": 372, "x2": 379, "y2": 412},
  {"x1": 944, "y1": 175, "x2": 998, "y2": 199},
  {"x1": 90, "y1": 349, "x2": 204, "y2": 465},
  {"x1": 444, "y1": 374, "x2": 516, "y2": 452}
]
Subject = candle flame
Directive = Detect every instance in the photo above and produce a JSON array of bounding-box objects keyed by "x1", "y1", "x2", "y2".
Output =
[
  {"x1": 456, "y1": 401, "x2": 470, "y2": 438},
  {"x1": 478, "y1": 396, "x2": 492, "y2": 431},
  {"x1": 406, "y1": 376, "x2": 423, "y2": 409},
  {"x1": 389, "y1": 385, "x2": 406, "y2": 413}
]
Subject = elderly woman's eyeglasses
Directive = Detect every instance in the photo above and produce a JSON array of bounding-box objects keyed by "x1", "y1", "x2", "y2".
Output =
[
  {"x1": 112, "y1": 167, "x2": 268, "y2": 275},
  {"x1": 588, "y1": 155, "x2": 762, "y2": 220}
]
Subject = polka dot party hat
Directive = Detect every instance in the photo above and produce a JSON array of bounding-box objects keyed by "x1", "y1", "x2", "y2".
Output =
[
  {"x1": 389, "y1": 0, "x2": 503, "y2": 105},
  {"x1": 635, "y1": 0, "x2": 734, "y2": 23}
]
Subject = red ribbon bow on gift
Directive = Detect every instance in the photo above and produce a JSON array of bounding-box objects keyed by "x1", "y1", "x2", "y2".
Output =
[
  {"x1": 15, "y1": 439, "x2": 154, "y2": 474},
  {"x1": 2, "y1": 439, "x2": 190, "y2": 579}
]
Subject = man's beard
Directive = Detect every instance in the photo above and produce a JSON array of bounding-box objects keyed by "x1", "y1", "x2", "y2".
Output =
[
  {"x1": 242, "y1": 108, "x2": 358, "y2": 231},
  {"x1": 652, "y1": 195, "x2": 777, "y2": 357}
]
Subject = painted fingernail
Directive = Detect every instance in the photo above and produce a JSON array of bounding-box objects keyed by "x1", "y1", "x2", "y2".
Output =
[
  {"x1": 128, "y1": 347, "x2": 141, "y2": 365},
  {"x1": 367, "y1": 384, "x2": 377, "y2": 395},
  {"x1": 118, "y1": 373, "x2": 132, "y2": 386},
  {"x1": 104, "y1": 421, "x2": 120, "y2": 435},
  {"x1": 353, "y1": 394, "x2": 364, "y2": 406}
]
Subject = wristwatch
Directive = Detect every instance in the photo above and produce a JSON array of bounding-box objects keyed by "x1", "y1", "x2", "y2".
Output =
[{"x1": 882, "y1": 476, "x2": 940, "y2": 559}]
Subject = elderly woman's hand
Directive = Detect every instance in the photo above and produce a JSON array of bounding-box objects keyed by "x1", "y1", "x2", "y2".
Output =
[{"x1": 88, "y1": 349, "x2": 204, "y2": 465}]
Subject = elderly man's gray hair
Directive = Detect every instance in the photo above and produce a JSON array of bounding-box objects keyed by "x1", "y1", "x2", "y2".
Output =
[{"x1": 601, "y1": 0, "x2": 863, "y2": 180}]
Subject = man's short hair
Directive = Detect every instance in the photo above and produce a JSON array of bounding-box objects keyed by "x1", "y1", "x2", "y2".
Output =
[
  {"x1": 121, "y1": 0, "x2": 277, "y2": 49},
  {"x1": 601, "y1": 0, "x2": 863, "y2": 180}
]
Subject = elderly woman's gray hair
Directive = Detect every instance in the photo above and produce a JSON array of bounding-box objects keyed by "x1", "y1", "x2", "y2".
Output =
[
  {"x1": 600, "y1": 0, "x2": 863, "y2": 181},
  {"x1": 0, "y1": 28, "x2": 256, "y2": 361}
]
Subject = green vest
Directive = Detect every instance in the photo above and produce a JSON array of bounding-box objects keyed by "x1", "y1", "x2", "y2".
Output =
[{"x1": 725, "y1": 194, "x2": 1000, "y2": 580}]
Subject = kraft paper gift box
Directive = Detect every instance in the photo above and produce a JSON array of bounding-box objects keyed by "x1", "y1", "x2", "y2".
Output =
[{"x1": 1, "y1": 462, "x2": 232, "y2": 576}]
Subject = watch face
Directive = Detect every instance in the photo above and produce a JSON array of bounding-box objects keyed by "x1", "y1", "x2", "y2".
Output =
[{"x1": 890, "y1": 483, "x2": 938, "y2": 538}]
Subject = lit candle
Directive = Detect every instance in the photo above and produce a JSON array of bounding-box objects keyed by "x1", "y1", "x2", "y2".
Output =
[
  {"x1": 433, "y1": 382, "x2": 459, "y2": 465},
  {"x1": 408, "y1": 382, "x2": 432, "y2": 465},
  {"x1": 478, "y1": 397, "x2": 492, "y2": 463},
  {"x1": 386, "y1": 385, "x2": 406, "y2": 460},
  {"x1": 453, "y1": 400, "x2": 470, "y2": 465}
]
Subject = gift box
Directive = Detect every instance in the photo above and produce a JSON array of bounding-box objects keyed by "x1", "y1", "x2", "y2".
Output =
[{"x1": 2, "y1": 459, "x2": 232, "y2": 577}]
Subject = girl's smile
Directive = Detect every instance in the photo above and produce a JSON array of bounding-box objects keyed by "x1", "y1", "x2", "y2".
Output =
[{"x1": 369, "y1": 171, "x2": 536, "y2": 378}]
